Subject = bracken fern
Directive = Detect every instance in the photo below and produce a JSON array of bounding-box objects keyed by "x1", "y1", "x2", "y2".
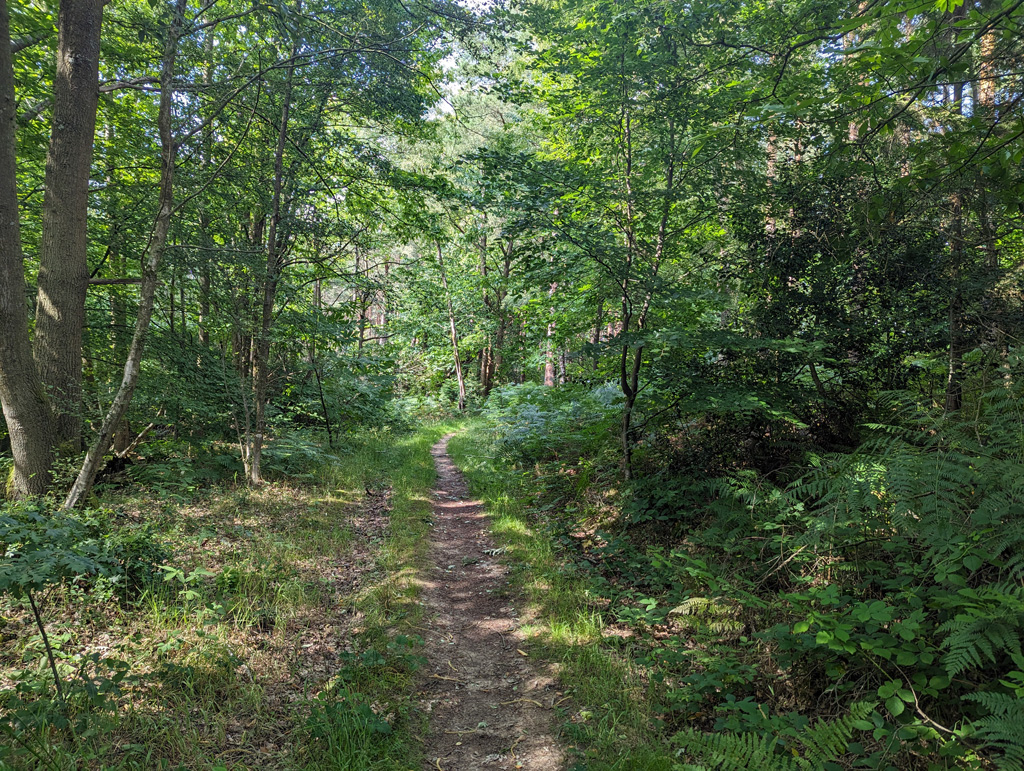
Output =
[{"x1": 672, "y1": 702, "x2": 874, "y2": 770}]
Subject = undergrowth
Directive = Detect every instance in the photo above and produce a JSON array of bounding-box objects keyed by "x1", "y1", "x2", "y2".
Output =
[
  {"x1": 450, "y1": 379, "x2": 1024, "y2": 771},
  {"x1": 0, "y1": 425, "x2": 452, "y2": 770}
]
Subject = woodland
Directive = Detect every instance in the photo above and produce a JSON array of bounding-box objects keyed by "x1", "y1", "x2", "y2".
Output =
[{"x1": 1, "y1": 0, "x2": 1024, "y2": 768}]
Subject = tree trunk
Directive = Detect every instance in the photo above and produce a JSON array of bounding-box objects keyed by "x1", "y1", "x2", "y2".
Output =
[
  {"x1": 198, "y1": 268, "x2": 211, "y2": 347},
  {"x1": 945, "y1": 190, "x2": 965, "y2": 413},
  {"x1": 617, "y1": 111, "x2": 675, "y2": 482},
  {"x1": 32, "y1": 0, "x2": 104, "y2": 451},
  {"x1": 197, "y1": 35, "x2": 213, "y2": 353},
  {"x1": 544, "y1": 281, "x2": 557, "y2": 386},
  {"x1": 484, "y1": 240, "x2": 512, "y2": 396},
  {"x1": 436, "y1": 241, "x2": 466, "y2": 411},
  {"x1": 63, "y1": 0, "x2": 185, "y2": 509},
  {"x1": 249, "y1": 46, "x2": 296, "y2": 484},
  {"x1": 479, "y1": 221, "x2": 495, "y2": 395},
  {"x1": 0, "y1": 0, "x2": 55, "y2": 496}
]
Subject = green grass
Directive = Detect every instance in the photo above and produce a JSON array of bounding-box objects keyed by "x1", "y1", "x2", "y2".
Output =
[
  {"x1": 0, "y1": 424, "x2": 456, "y2": 771},
  {"x1": 294, "y1": 423, "x2": 455, "y2": 771},
  {"x1": 447, "y1": 422, "x2": 678, "y2": 771}
]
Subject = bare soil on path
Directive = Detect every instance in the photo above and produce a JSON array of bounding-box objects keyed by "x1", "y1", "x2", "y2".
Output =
[{"x1": 418, "y1": 435, "x2": 565, "y2": 771}]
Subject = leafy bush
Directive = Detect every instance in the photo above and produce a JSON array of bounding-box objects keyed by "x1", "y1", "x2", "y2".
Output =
[
  {"x1": 0, "y1": 502, "x2": 165, "y2": 760},
  {"x1": 474, "y1": 367, "x2": 1024, "y2": 769},
  {"x1": 126, "y1": 439, "x2": 244, "y2": 493},
  {"x1": 261, "y1": 429, "x2": 335, "y2": 479},
  {"x1": 0, "y1": 502, "x2": 167, "y2": 601}
]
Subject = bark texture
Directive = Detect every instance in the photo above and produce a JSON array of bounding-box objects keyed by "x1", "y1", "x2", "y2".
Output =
[
  {"x1": 0, "y1": 0, "x2": 55, "y2": 495},
  {"x1": 247, "y1": 46, "x2": 296, "y2": 484},
  {"x1": 33, "y1": 0, "x2": 104, "y2": 450}
]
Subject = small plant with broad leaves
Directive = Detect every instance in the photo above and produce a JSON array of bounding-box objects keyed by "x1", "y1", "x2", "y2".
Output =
[{"x1": 0, "y1": 502, "x2": 164, "y2": 765}]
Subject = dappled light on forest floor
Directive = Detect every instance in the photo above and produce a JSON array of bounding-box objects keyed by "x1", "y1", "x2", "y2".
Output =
[{"x1": 418, "y1": 435, "x2": 564, "y2": 771}]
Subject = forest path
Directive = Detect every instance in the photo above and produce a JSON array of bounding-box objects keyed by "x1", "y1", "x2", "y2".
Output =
[{"x1": 417, "y1": 434, "x2": 565, "y2": 771}]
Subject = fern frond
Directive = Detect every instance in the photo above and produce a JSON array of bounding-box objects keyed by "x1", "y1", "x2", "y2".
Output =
[
  {"x1": 673, "y1": 704, "x2": 874, "y2": 771},
  {"x1": 938, "y1": 584, "x2": 1024, "y2": 676},
  {"x1": 965, "y1": 692, "x2": 1024, "y2": 771},
  {"x1": 674, "y1": 729, "x2": 800, "y2": 771},
  {"x1": 798, "y1": 702, "x2": 874, "y2": 765}
]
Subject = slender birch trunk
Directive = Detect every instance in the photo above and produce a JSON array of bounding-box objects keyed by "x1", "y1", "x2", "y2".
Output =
[
  {"x1": 64, "y1": 0, "x2": 186, "y2": 509},
  {"x1": 436, "y1": 242, "x2": 466, "y2": 412}
]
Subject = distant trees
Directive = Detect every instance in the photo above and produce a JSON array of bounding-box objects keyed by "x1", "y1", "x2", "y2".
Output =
[{"x1": 350, "y1": 0, "x2": 1019, "y2": 484}]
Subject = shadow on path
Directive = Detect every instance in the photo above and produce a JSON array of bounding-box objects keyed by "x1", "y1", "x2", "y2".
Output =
[{"x1": 418, "y1": 434, "x2": 564, "y2": 771}]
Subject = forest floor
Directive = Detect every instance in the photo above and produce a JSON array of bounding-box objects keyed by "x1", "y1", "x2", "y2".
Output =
[
  {"x1": 417, "y1": 435, "x2": 564, "y2": 771},
  {"x1": 0, "y1": 426, "x2": 575, "y2": 770}
]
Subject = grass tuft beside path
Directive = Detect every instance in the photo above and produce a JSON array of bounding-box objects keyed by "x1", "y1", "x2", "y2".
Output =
[{"x1": 448, "y1": 424, "x2": 678, "y2": 771}]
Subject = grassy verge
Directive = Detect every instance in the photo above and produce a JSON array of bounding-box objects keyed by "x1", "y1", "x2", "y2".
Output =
[
  {"x1": 0, "y1": 424, "x2": 454, "y2": 771},
  {"x1": 447, "y1": 422, "x2": 677, "y2": 771}
]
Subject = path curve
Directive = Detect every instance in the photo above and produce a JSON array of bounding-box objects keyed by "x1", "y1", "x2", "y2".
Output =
[{"x1": 418, "y1": 434, "x2": 564, "y2": 771}]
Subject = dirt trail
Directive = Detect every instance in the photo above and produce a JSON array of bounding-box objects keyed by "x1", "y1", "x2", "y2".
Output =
[{"x1": 418, "y1": 435, "x2": 564, "y2": 771}]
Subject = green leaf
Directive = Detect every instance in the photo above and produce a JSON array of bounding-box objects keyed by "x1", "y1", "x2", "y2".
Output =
[{"x1": 885, "y1": 696, "x2": 905, "y2": 717}]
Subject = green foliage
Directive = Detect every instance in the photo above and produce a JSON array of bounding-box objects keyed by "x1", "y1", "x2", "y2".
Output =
[
  {"x1": 966, "y1": 688, "x2": 1024, "y2": 771},
  {"x1": 303, "y1": 688, "x2": 397, "y2": 768},
  {"x1": 260, "y1": 430, "x2": 336, "y2": 480},
  {"x1": 0, "y1": 504, "x2": 165, "y2": 766},
  {"x1": 0, "y1": 503, "x2": 166, "y2": 600},
  {"x1": 0, "y1": 506, "x2": 106, "y2": 599},
  {"x1": 482, "y1": 382, "x2": 621, "y2": 464},
  {"x1": 300, "y1": 635, "x2": 426, "y2": 769},
  {"x1": 673, "y1": 703, "x2": 874, "y2": 771},
  {"x1": 459, "y1": 361, "x2": 1024, "y2": 770},
  {"x1": 123, "y1": 441, "x2": 243, "y2": 495}
]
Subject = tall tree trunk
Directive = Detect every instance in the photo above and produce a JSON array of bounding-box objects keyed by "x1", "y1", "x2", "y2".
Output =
[
  {"x1": 974, "y1": 25, "x2": 1007, "y2": 379},
  {"x1": 943, "y1": 37, "x2": 970, "y2": 414},
  {"x1": 32, "y1": 0, "x2": 104, "y2": 451},
  {"x1": 484, "y1": 240, "x2": 512, "y2": 395},
  {"x1": 436, "y1": 241, "x2": 466, "y2": 411},
  {"x1": 198, "y1": 268, "x2": 211, "y2": 347},
  {"x1": 196, "y1": 33, "x2": 215, "y2": 356},
  {"x1": 63, "y1": 0, "x2": 185, "y2": 509},
  {"x1": 0, "y1": 0, "x2": 55, "y2": 496},
  {"x1": 249, "y1": 46, "x2": 296, "y2": 484},
  {"x1": 618, "y1": 113, "x2": 674, "y2": 482},
  {"x1": 945, "y1": 191, "x2": 965, "y2": 413},
  {"x1": 479, "y1": 220, "x2": 495, "y2": 395}
]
